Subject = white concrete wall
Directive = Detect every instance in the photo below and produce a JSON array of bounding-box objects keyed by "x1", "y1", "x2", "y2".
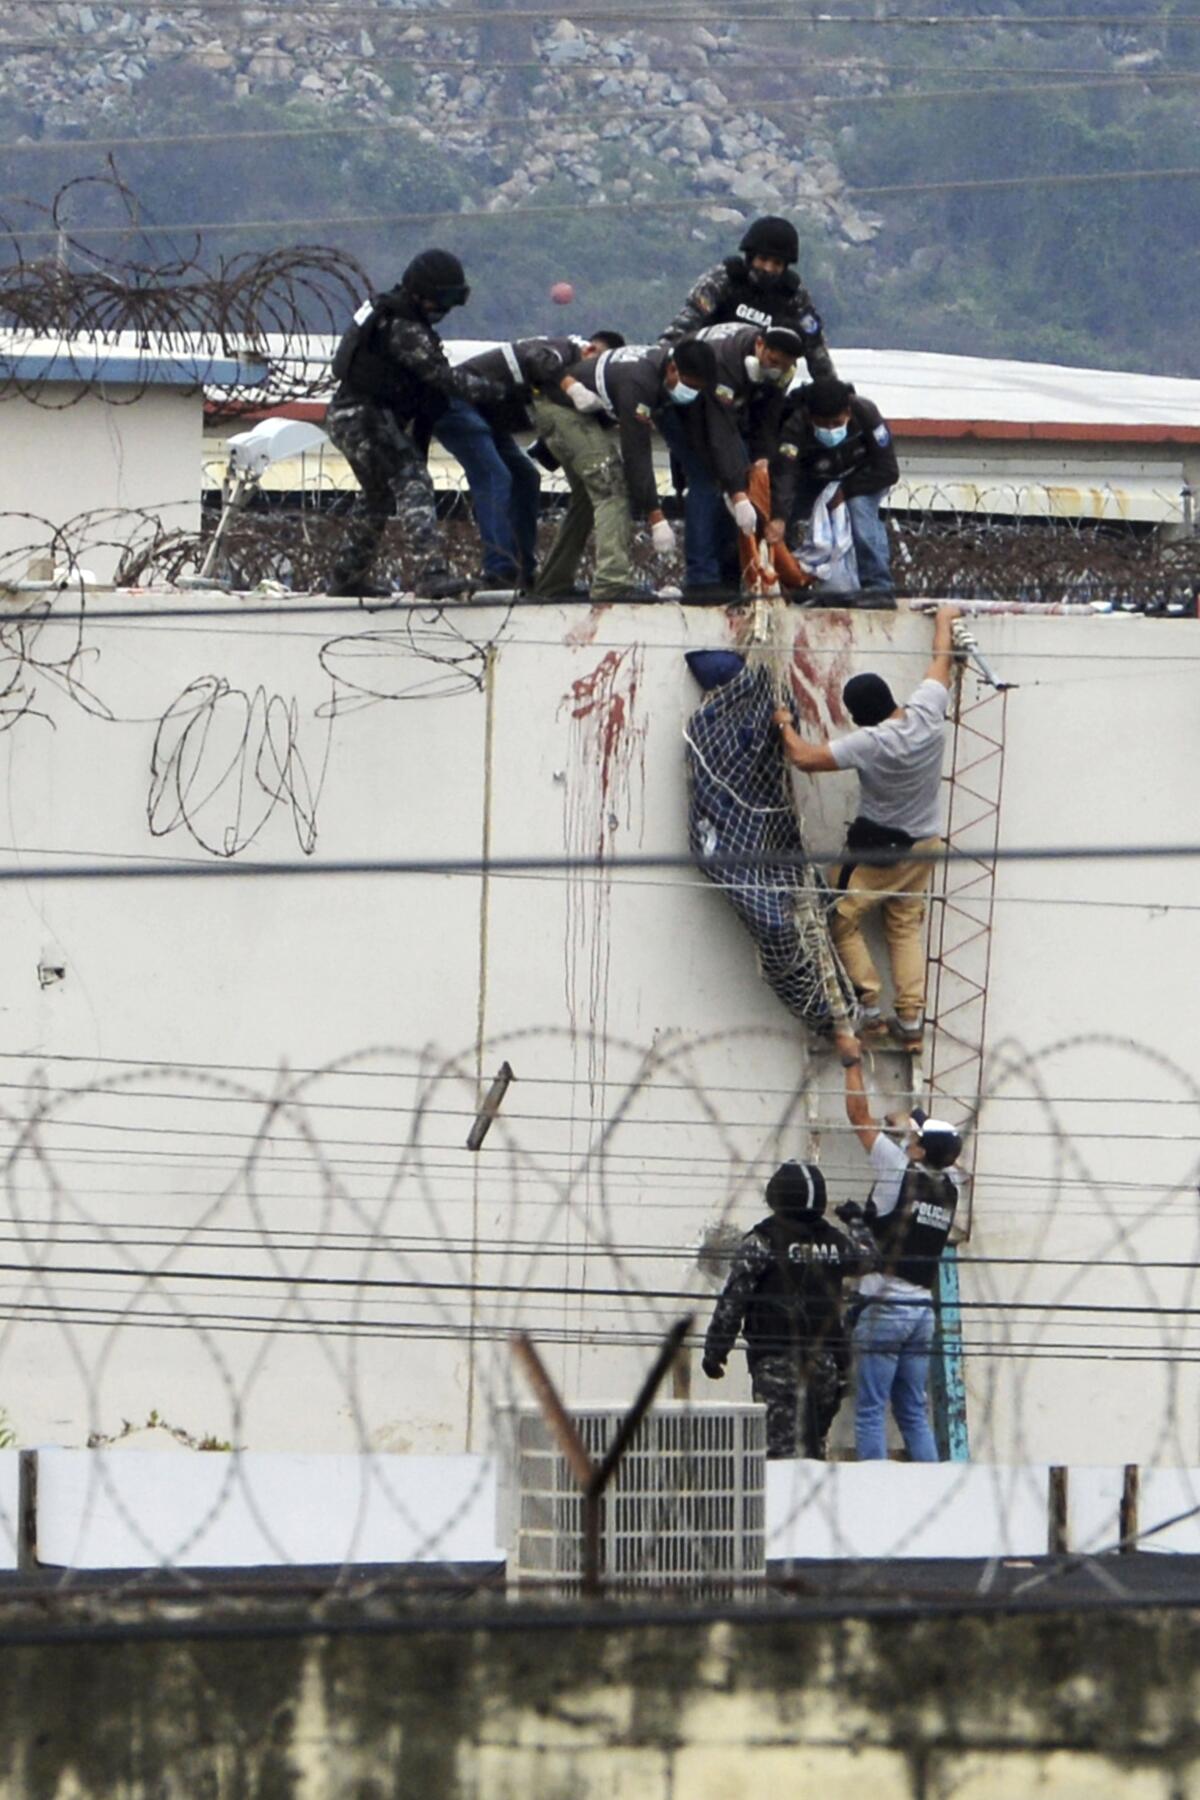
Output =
[
  {"x1": 0, "y1": 387, "x2": 202, "y2": 583},
  {"x1": 0, "y1": 596, "x2": 1191, "y2": 1476},
  {"x1": 35, "y1": 1447, "x2": 499, "y2": 1568}
]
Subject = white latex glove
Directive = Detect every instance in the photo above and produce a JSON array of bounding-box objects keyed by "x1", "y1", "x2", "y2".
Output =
[
  {"x1": 566, "y1": 382, "x2": 606, "y2": 414},
  {"x1": 650, "y1": 518, "x2": 677, "y2": 556},
  {"x1": 729, "y1": 496, "x2": 757, "y2": 534}
]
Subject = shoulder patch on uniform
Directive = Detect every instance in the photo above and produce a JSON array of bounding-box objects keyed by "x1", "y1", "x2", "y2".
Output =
[
  {"x1": 635, "y1": 402, "x2": 653, "y2": 421},
  {"x1": 780, "y1": 442, "x2": 799, "y2": 459},
  {"x1": 799, "y1": 312, "x2": 821, "y2": 335},
  {"x1": 697, "y1": 292, "x2": 715, "y2": 314},
  {"x1": 873, "y1": 423, "x2": 892, "y2": 446},
  {"x1": 715, "y1": 383, "x2": 735, "y2": 404}
]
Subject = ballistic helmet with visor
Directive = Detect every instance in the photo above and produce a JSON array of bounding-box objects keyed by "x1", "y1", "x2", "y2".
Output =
[
  {"x1": 739, "y1": 216, "x2": 800, "y2": 265},
  {"x1": 765, "y1": 1160, "x2": 828, "y2": 1218},
  {"x1": 402, "y1": 248, "x2": 471, "y2": 312}
]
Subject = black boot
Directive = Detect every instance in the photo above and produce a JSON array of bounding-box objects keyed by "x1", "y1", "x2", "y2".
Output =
[
  {"x1": 414, "y1": 571, "x2": 471, "y2": 601},
  {"x1": 327, "y1": 575, "x2": 393, "y2": 600}
]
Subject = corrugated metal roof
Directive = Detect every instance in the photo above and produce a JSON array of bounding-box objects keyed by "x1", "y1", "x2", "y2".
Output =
[
  {"x1": 0, "y1": 334, "x2": 269, "y2": 390},
  {"x1": 212, "y1": 338, "x2": 1200, "y2": 444}
]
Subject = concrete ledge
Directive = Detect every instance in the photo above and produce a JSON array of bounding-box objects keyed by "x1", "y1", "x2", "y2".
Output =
[
  {"x1": 767, "y1": 1461, "x2": 1054, "y2": 1560},
  {"x1": 34, "y1": 1448, "x2": 500, "y2": 1569}
]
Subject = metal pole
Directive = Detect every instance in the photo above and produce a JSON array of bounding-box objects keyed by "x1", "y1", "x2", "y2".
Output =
[
  {"x1": 511, "y1": 1333, "x2": 593, "y2": 1491},
  {"x1": 588, "y1": 1316, "x2": 694, "y2": 1497},
  {"x1": 513, "y1": 1317, "x2": 695, "y2": 1596},
  {"x1": 1119, "y1": 1464, "x2": 1140, "y2": 1552},
  {"x1": 1048, "y1": 1466, "x2": 1069, "y2": 1554}
]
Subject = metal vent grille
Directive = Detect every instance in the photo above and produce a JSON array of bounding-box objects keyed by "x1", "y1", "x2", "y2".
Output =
[{"x1": 499, "y1": 1403, "x2": 766, "y2": 1588}]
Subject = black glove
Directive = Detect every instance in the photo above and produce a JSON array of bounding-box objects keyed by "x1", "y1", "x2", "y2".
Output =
[
  {"x1": 835, "y1": 1201, "x2": 864, "y2": 1225},
  {"x1": 701, "y1": 1354, "x2": 725, "y2": 1380}
]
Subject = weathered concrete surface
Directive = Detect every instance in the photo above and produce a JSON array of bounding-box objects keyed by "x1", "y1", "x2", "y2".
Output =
[{"x1": 1, "y1": 1603, "x2": 1199, "y2": 1796}]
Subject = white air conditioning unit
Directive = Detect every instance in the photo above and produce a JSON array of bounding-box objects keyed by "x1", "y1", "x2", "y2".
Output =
[{"x1": 495, "y1": 1402, "x2": 766, "y2": 1589}]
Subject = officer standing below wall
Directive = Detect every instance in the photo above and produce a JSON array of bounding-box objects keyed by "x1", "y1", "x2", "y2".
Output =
[
  {"x1": 702, "y1": 1160, "x2": 861, "y2": 1460},
  {"x1": 660, "y1": 215, "x2": 835, "y2": 381},
  {"x1": 441, "y1": 331, "x2": 624, "y2": 592},
  {"x1": 833, "y1": 1034, "x2": 962, "y2": 1462},
  {"x1": 530, "y1": 338, "x2": 726, "y2": 602},
  {"x1": 325, "y1": 250, "x2": 503, "y2": 600},
  {"x1": 771, "y1": 604, "x2": 961, "y2": 1056},
  {"x1": 768, "y1": 378, "x2": 900, "y2": 607}
]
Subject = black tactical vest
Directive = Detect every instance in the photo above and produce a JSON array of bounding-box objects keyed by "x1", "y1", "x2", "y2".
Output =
[
  {"x1": 331, "y1": 287, "x2": 419, "y2": 403},
  {"x1": 871, "y1": 1165, "x2": 957, "y2": 1291},
  {"x1": 744, "y1": 1213, "x2": 850, "y2": 1357},
  {"x1": 716, "y1": 257, "x2": 822, "y2": 341}
]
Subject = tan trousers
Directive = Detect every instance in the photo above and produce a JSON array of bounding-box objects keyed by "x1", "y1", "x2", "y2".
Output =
[{"x1": 828, "y1": 835, "x2": 941, "y2": 1018}]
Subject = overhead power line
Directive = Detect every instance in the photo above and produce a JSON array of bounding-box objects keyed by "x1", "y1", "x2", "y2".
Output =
[
  {"x1": 8, "y1": 166, "x2": 1197, "y2": 241},
  {"x1": 4, "y1": 3, "x2": 1200, "y2": 23},
  {"x1": 4, "y1": 72, "x2": 1200, "y2": 159},
  {"x1": 0, "y1": 841, "x2": 1197, "y2": 886}
]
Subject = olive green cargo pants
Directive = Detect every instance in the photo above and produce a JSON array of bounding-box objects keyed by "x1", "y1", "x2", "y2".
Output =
[{"x1": 529, "y1": 398, "x2": 635, "y2": 601}]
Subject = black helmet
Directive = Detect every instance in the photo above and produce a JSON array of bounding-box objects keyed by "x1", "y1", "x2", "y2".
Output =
[
  {"x1": 402, "y1": 248, "x2": 470, "y2": 312},
  {"x1": 766, "y1": 1160, "x2": 827, "y2": 1217},
  {"x1": 740, "y1": 216, "x2": 799, "y2": 265}
]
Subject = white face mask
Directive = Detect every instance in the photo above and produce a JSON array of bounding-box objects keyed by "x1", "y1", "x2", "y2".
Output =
[
  {"x1": 668, "y1": 380, "x2": 701, "y2": 405},
  {"x1": 745, "y1": 354, "x2": 789, "y2": 387}
]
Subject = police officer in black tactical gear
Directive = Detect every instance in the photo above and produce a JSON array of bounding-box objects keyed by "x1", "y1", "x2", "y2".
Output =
[
  {"x1": 834, "y1": 1030, "x2": 962, "y2": 1461},
  {"x1": 660, "y1": 215, "x2": 836, "y2": 382},
  {"x1": 326, "y1": 249, "x2": 504, "y2": 601},
  {"x1": 702, "y1": 1160, "x2": 862, "y2": 1460}
]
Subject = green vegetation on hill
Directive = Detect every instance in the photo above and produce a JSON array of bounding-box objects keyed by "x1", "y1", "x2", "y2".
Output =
[{"x1": 2, "y1": 6, "x2": 1196, "y2": 375}]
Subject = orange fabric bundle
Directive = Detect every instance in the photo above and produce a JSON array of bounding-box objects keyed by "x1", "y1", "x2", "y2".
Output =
[{"x1": 736, "y1": 464, "x2": 812, "y2": 594}]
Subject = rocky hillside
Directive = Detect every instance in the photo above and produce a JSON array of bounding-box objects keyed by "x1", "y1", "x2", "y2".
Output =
[{"x1": 1, "y1": 1, "x2": 1196, "y2": 373}]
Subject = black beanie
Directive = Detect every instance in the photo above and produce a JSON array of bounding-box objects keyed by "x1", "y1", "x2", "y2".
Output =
[
  {"x1": 843, "y1": 672, "x2": 896, "y2": 727},
  {"x1": 765, "y1": 1160, "x2": 827, "y2": 1217}
]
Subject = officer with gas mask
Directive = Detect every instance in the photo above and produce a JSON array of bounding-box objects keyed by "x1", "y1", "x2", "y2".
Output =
[
  {"x1": 660, "y1": 215, "x2": 835, "y2": 381},
  {"x1": 702, "y1": 1160, "x2": 862, "y2": 1460},
  {"x1": 326, "y1": 249, "x2": 504, "y2": 600},
  {"x1": 833, "y1": 1032, "x2": 962, "y2": 1462},
  {"x1": 531, "y1": 337, "x2": 733, "y2": 602},
  {"x1": 662, "y1": 321, "x2": 801, "y2": 600},
  {"x1": 768, "y1": 377, "x2": 900, "y2": 605}
]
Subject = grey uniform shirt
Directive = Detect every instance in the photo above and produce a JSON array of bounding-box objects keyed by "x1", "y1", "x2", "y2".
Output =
[{"x1": 830, "y1": 678, "x2": 950, "y2": 840}]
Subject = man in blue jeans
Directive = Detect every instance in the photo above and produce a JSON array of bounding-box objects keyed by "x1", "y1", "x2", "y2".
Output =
[
  {"x1": 833, "y1": 1027, "x2": 962, "y2": 1460},
  {"x1": 439, "y1": 331, "x2": 626, "y2": 591}
]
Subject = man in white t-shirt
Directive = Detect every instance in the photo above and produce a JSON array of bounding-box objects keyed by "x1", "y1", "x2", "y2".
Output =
[
  {"x1": 833, "y1": 1028, "x2": 962, "y2": 1461},
  {"x1": 772, "y1": 603, "x2": 961, "y2": 1054}
]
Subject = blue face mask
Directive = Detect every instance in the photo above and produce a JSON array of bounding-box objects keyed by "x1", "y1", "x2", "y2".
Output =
[
  {"x1": 814, "y1": 423, "x2": 848, "y2": 447},
  {"x1": 668, "y1": 380, "x2": 701, "y2": 405}
]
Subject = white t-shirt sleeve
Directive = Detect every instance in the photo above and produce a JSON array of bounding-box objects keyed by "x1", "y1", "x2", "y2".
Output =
[
  {"x1": 868, "y1": 1133, "x2": 908, "y2": 1218},
  {"x1": 830, "y1": 728, "x2": 873, "y2": 770},
  {"x1": 906, "y1": 678, "x2": 950, "y2": 726}
]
